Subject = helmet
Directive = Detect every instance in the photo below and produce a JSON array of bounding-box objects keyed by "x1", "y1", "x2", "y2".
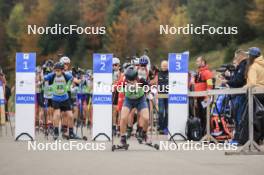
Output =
[
  {"x1": 113, "y1": 57, "x2": 120, "y2": 65},
  {"x1": 122, "y1": 62, "x2": 131, "y2": 71},
  {"x1": 131, "y1": 57, "x2": 140, "y2": 65},
  {"x1": 139, "y1": 55, "x2": 149, "y2": 66},
  {"x1": 54, "y1": 62, "x2": 64, "y2": 70},
  {"x1": 248, "y1": 47, "x2": 261, "y2": 57},
  {"x1": 60, "y1": 56, "x2": 71, "y2": 64},
  {"x1": 86, "y1": 69, "x2": 93, "y2": 75},
  {"x1": 45, "y1": 59, "x2": 54, "y2": 68},
  {"x1": 125, "y1": 66, "x2": 138, "y2": 81}
]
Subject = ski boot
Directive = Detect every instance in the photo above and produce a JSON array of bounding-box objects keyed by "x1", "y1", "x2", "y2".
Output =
[
  {"x1": 112, "y1": 135, "x2": 129, "y2": 151},
  {"x1": 137, "y1": 128, "x2": 147, "y2": 144},
  {"x1": 127, "y1": 126, "x2": 133, "y2": 139}
]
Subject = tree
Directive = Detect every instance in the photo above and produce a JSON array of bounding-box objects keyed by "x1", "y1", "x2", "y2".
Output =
[
  {"x1": 82, "y1": 0, "x2": 109, "y2": 51},
  {"x1": 20, "y1": 0, "x2": 53, "y2": 57},
  {"x1": 3, "y1": 3, "x2": 26, "y2": 81},
  {"x1": 106, "y1": 10, "x2": 131, "y2": 60},
  {"x1": 38, "y1": 0, "x2": 80, "y2": 57},
  {"x1": 6, "y1": 3, "x2": 25, "y2": 40},
  {"x1": 169, "y1": 6, "x2": 192, "y2": 53},
  {"x1": 247, "y1": 0, "x2": 264, "y2": 34},
  {"x1": 188, "y1": 0, "x2": 254, "y2": 53},
  {"x1": 0, "y1": 0, "x2": 16, "y2": 21}
]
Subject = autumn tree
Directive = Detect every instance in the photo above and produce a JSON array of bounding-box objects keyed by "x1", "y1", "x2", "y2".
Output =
[
  {"x1": 106, "y1": 10, "x2": 131, "y2": 60},
  {"x1": 20, "y1": 0, "x2": 53, "y2": 59},
  {"x1": 188, "y1": 0, "x2": 254, "y2": 52},
  {"x1": 247, "y1": 0, "x2": 264, "y2": 34},
  {"x1": 38, "y1": 0, "x2": 80, "y2": 57}
]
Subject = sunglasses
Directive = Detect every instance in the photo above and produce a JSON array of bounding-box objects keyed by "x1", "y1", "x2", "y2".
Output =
[{"x1": 113, "y1": 64, "x2": 119, "y2": 67}]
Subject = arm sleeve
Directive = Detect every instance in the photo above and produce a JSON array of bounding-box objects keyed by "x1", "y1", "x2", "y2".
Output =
[
  {"x1": 247, "y1": 67, "x2": 257, "y2": 87},
  {"x1": 227, "y1": 62, "x2": 246, "y2": 88},
  {"x1": 227, "y1": 71, "x2": 245, "y2": 88},
  {"x1": 44, "y1": 72, "x2": 54, "y2": 81},
  {"x1": 65, "y1": 73, "x2": 73, "y2": 82},
  {"x1": 203, "y1": 70, "x2": 213, "y2": 90},
  {"x1": 203, "y1": 70, "x2": 213, "y2": 80}
]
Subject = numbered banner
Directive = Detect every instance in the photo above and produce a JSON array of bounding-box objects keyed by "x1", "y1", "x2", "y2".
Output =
[
  {"x1": 92, "y1": 53, "x2": 113, "y2": 141},
  {"x1": 168, "y1": 52, "x2": 189, "y2": 140},
  {"x1": 15, "y1": 52, "x2": 36, "y2": 141},
  {"x1": 0, "y1": 81, "x2": 5, "y2": 125}
]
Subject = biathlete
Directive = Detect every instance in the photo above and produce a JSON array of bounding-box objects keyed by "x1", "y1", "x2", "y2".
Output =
[
  {"x1": 112, "y1": 57, "x2": 121, "y2": 135},
  {"x1": 44, "y1": 62, "x2": 76, "y2": 140},
  {"x1": 119, "y1": 66, "x2": 150, "y2": 147}
]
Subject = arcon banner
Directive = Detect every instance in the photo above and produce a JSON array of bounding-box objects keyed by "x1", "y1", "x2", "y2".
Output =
[
  {"x1": 168, "y1": 52, "x2": 189, "y2": 140},
  {"x1": 15, "y1": 52, "x2": 36, "y2": 141}
]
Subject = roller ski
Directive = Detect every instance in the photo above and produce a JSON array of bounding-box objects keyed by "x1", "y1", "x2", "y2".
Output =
[
  {"x1": 62, "y1": 133, "x2": 87, "y2": 141},
  {"x1": 144, "y1": 142, "x2": 159, "y2": 150},
  {"x1": 112, "y1": 135, "x2": 129, "y2": 151},
  {"x1": 137, "y1": 129, "x2": 159, "y2": 150}
]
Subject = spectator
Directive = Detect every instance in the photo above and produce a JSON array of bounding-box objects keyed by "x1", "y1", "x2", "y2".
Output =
[
  {"x1": 245, "y1": 47, "x2": 264, "y2": 87},
  {"x1": 221, "y1": 49, "x2": 248, "y2": 143},
  {"x1": 242, "y1": 47, "x2": 264, "y2": 144},
  {"x1": 158, "y1": 60, "x2": 169, "y2": 134},
  {"x1": 222, "y1": 49, "x2": 248, "y2": 88},
  {"x1": 194, "y1": 56, "x2": 213, "y2": 133}
]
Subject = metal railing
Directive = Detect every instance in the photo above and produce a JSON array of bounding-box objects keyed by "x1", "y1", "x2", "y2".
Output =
[{"x1": 188, "y1": 87, "x2": 264, "y2": 155}]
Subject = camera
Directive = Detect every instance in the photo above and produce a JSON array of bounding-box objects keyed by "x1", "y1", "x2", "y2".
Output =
[{"x1": 216, "y1": 64, "x2": 236, "y2": 79}]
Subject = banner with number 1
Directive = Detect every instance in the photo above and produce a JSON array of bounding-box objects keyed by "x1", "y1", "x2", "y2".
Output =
[{"x1": 15, "y1": 52, "x2": 36, "y2": 140}]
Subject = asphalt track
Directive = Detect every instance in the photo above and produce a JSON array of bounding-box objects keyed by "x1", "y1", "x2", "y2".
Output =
[{"x1": 0, "y1": 127, "x2": 264, "y2": 175}]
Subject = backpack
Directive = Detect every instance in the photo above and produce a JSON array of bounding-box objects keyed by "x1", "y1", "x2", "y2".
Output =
[
  {"x1": 210, "y1": 95, "x2": 233, "y2": 140},
  {"x1": 186, "y1": 116, "x2": 203, "y2": 141},
  {"x1": 187, "y1": 98, "x2": 203, "y2": 141}
]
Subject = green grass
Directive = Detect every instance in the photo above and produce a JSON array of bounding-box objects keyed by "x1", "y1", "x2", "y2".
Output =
[{"x1": 189, "y1": 38, "x2": 264, "y2": 70}]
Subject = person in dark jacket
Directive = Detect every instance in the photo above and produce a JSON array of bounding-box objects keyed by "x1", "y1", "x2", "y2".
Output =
[
  {"x1": 221, "y1": 49, "x2": 248, "y2": 143},
  {"x1": 222, "y1": 49, "x2": 247, "y2": 88},
  {"x1": 158, "y1": 60, "x2": 169, "y2": 134}
]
